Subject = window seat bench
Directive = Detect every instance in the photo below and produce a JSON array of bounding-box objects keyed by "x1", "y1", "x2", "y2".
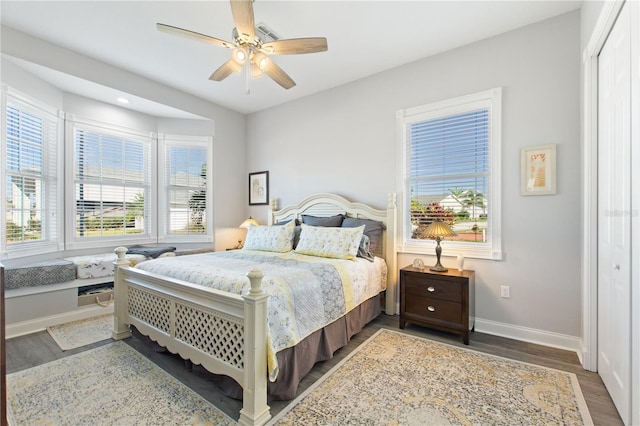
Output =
[{"x1": 4, "y1": 250, "x2": 179, "y2": 338}]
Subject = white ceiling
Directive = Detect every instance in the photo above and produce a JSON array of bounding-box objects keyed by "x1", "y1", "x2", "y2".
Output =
[{"x1": 0, "y1": 1, "x2": 581, "y2": 117}]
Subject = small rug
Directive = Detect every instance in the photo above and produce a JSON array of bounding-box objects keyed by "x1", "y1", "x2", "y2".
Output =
[
  {"x1": 47, "y1": 314, "x2": 113, "y2": 350},
  {"x1": 270, "y1": 329, "x2": 593, "y2": 425},
  {"x1": 7, "y1": 341, "x2": 236, "y2": 425}
]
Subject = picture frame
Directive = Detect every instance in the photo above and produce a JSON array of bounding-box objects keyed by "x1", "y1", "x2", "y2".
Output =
[
  {"x1": 249, "y1": 171, "x2": 269, "y2": 205},
  {"x1": 521, "y1": 144, "x2": 556, "y2": 196}
]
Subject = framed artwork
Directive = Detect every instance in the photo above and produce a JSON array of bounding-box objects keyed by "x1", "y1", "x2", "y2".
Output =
[
  {"x1": 249, "y1": 171, "x2": 269, "y2": 205},
  {"x1": 521, "y1": 144, "x2": 556, "y2": 195}
]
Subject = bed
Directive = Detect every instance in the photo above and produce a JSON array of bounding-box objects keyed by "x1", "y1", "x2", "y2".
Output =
[{"x1": 111, "y1": 193, "x2": 398, "y2": 426}]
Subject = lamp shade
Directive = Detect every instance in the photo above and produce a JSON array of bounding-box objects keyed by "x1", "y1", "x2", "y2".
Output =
[
  {"x1": 423, "y1": 220, "x2": 457, "y2": 238},
  {"x1": 239, "y1": 217, "x2": 259, "y2": 229},
  {"x1": 423, "y1": 220, "x2": 457, "y2": 272}
]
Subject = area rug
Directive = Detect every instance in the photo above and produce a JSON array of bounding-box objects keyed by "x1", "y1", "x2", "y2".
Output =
[
  {"x1": 7, "y1": 341, "x2": 236, "y2": 425},
  {"x1": 270, "y1": 329, "x2": 593, "y2": 425},
  {"x1": 47, "y1": 314, "x2": 113, "y2": 350}
]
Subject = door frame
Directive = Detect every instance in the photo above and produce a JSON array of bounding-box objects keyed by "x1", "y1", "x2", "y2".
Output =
[{"x1": 582, "y1": 1, "x2": 639, "y2": 424}]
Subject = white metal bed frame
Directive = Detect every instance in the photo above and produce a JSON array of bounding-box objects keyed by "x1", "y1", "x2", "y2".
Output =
[{"x1": 111, "y1": 193, "x2": 397, "y2": 425}]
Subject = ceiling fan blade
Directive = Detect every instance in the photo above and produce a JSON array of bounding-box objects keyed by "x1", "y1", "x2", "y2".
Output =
[
  {"x1": 261, "y1": 38, "x2": 328, "y2": 55},
  {"x1": 260, "y1": 59, "x2": 296, "y2": 89},
  {"x1": 157, "y1": 23, "x2": 234, "y2": 49},
  {"x1": 230, "y1": 0, "x2": 255, "y2": 41},
  {"x1": 209, "y1": 59, "x2": 240, "y2": 81}
]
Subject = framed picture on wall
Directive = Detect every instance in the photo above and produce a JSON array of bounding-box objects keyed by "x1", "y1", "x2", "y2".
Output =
[
  {"x1": 521, "y1": 144, "x2": 557, "y2": 195},
  {"x1": 249, "y1": 171, "x2": 269, "y2": 205}
]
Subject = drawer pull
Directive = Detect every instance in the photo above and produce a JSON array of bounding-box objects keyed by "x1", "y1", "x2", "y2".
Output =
[
  {"x1": 427, "y1": 286, "x2": 435, "y2": 293},
  {"x1": 427, "y1": 305, "x2": 436, "y2": 312}
]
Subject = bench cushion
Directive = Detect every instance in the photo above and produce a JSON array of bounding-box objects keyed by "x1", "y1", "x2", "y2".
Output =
[
  {"x1": 4, "y1": 259, "x2": 76, "y2": 289},
  {"x1": 65, "y1": 253, "x2": 147, "y2": 279}
]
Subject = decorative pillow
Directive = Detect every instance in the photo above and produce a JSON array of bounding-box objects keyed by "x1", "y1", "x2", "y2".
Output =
[
  {"x1": 342, "y1": 217, "x2": 386, "y2": 256},
  {"x1": 295, "y1": 224, "x2": 365, "y2": 260},
  {"x1": 357, "y1": 234, "x2": 375, "y2": 262},
  {"x1": 243, "y1": 220, "x2": 295, "y2": 253},
  {"x1": 301, "y1": 213, "x2": 345, "y2": 227}
]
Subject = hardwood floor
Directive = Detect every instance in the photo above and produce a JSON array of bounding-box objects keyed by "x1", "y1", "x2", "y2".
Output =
[{"x1": 5, "y1": 314, "x2": 623, "y2": 425}]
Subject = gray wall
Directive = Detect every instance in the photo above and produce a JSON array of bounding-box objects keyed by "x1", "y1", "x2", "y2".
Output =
[{"x1": 246, "y1": 11, "x2": 582, "y2": 338}]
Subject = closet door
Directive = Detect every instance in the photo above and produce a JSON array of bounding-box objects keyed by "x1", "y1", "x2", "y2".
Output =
[{"x1": 597, "y1": 2, "x2": 632, "y2": 424}]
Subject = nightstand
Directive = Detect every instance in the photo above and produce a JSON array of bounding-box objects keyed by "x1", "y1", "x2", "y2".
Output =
[{"x1": 399, "y1": 265, "x2": 475, "y2": 344}]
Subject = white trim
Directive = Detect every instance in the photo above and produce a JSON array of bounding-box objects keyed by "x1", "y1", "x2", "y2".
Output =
[
  {"x1": 629, "y1": 2, "x2": 640, "y2": 423},
  {"x1": 581, "y1": 0, "x2": 625, "y2": 373},
  {"x1": 475, "y1": 317, "x2": 582, "y2": 354},
  {"x1": 5, "y1": 304, "x2": 114, "y2": 339}
]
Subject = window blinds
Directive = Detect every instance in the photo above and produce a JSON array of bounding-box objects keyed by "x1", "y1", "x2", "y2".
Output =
[
  {"x1": 74, "y1": 126, "x2": 151, "y2": 238},
  {"x1": 163, "y1": 142, "x2": 208, "y2": 235},
  {"x1": 5, "y1": 101, "x2": 58, "y2": 247},
  {"x1": 407, "y1": 108, "x2": 490, "y2": 237}
]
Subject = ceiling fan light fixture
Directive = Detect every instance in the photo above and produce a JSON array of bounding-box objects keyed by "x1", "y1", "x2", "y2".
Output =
[
  {"x1": 232, "y1": 47, "x2": 248, "y2": 64},
  {"x1": 253, "y1": 51, "x2": 270, "y2": 71}
]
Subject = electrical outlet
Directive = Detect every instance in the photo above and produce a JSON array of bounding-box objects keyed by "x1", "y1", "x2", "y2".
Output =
[{"x1": 500, "y1": 285, "x2": 510, "y2": 298}]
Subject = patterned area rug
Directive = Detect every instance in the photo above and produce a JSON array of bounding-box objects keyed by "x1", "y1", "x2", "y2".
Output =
[
  {"x1": 7, "y1": 341, "x2": 236, "y2": 425},
  {"x1": 270, "y1": 329, "x2": 593, "y2": 425},
  {"x1": 47, "y1": 314, "x2": 113, "y2": 350}
]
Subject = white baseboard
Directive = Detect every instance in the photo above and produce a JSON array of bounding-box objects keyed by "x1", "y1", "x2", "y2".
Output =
[
  {"x1": 5, "y1": 304, "x2": 114, "y2": 339},
  {"x1": 474, "y1": 317, "x2": 582, "y2": 355}
]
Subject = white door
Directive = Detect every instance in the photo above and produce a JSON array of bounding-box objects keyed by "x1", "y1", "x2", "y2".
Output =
[{"x1": 597, "y1": 2, "x2": 632, "y2": 424}]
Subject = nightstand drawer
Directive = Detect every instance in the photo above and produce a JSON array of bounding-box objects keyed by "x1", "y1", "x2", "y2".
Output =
[
  {"x1": 404, "y1": 296, "x2": 462, "y2": 324},
  {"x1": 403, "y1": 275, "x2": 462, "y2": 303}
]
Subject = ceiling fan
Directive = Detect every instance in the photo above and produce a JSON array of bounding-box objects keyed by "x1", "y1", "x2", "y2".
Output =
[{"x1": 157, "y1": 0, "x2": 328, "y2": 91}]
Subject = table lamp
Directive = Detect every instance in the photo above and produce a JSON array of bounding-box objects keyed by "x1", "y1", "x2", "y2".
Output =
[
  {"x1": 236, "y1": 216, "x2": 259, "y2": 248},
  {"x1": 423, "y1": 220, "x2": 457, "y2": 272}
]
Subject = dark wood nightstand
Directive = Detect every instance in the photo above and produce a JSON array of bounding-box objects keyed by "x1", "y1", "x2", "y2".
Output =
[{"x1": 399, "y1": 265, "x2": 475, "y2": 344}]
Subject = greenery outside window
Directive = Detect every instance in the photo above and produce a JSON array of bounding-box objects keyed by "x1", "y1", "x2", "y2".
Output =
[{"x1": 398, "y1": 88, "x2": 502, "y2": 260}]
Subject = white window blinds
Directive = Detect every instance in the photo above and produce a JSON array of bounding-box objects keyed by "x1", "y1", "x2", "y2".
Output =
[
  {"x1": 159, "y1": 135, "x2": 211, "y2": 241},
  {"x1": 407, "y1": 109, "x2": 489, "y2": 239},
  {"x1": 399, "y1": 88, "x2": 502, "y2": 260},
  {"x1": 2, "y1": 91, "x2": 61, "y2": 256},
  {"x1": 71, "y1": 120, "x2": 152, "y2": 242}
]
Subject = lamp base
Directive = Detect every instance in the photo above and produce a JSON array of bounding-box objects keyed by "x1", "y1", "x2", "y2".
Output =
[{"x1": 430, "y1": 265, "x2": 448, "y2": 272}]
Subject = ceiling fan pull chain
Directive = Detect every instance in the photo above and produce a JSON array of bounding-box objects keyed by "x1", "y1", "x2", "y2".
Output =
[{"x1": 245, "y1": 59, "x2": 251, "y2": 95}]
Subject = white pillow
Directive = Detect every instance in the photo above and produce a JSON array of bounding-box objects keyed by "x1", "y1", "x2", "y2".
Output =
[
  {"x1": 294, "y1": 224, "x2": 365, "y2": 260},
  {"x1": 243, "y1": 220, "x2": 295, "y2": 253}
]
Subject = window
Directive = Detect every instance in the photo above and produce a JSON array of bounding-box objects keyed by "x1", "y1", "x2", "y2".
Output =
[
  {"x1": 1, "y1": 88, "x2": 62, "y2": 258},
  {"x1": 158, "y1": 135, "x2": 212, "y2": 243},
  {"x1": 398, "y1": 88, "x2": 502, "y2": 260},
  {"x1": 66, "y1": 117, "x2": 154, "y2": 249}
]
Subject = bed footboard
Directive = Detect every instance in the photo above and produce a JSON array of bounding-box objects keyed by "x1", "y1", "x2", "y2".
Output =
[{"x1": 111, "y1": 247, "x2": 271, "y2": 426}]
